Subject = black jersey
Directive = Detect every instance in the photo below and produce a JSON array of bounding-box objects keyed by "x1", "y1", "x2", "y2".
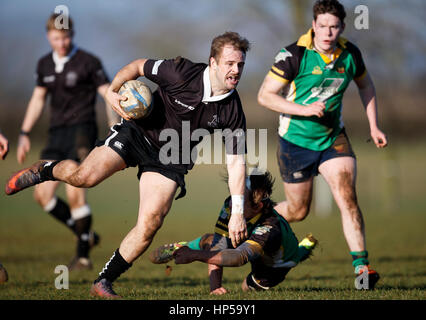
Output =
[
  {"x1": 35, "y1": 47, "x2": 109, "y2": 128},
  {"x1": 128, "y1": 56, "x2": 246, "y2": 170}
]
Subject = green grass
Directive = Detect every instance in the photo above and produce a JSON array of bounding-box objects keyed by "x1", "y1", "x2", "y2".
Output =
[{"x1": 0, "y1": 138, "x2": 425, "y2": 300}]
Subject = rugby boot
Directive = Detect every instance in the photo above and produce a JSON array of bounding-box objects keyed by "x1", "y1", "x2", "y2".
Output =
[
  {"x1": 149, "y1": 241, "x2": 188, "y2": 264},
  {"x1": 90, "y1": 279, "x2": 121, "y2": 299},
  {"x1": 355, "y1": 265, "x2": 380, "y2": 290},
  {"x1": 5, "y1": 160, "x2": 53, "y2": 195},
  {"x1": 297, "y1": 233, "x2": 318, "y2": 262},
  {"x1": 68, "y1": 256, "x2": 93, "y2": 271}
]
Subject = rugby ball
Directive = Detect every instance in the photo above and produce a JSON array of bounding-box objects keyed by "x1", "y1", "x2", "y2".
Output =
[{"x1": 118, "y1": 80, "x2": 153, "y2": 119}]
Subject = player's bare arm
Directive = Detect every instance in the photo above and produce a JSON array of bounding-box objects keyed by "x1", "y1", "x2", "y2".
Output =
[
  {"x1": 106, "y1": 59, "x2": 147, "y2": 120},
  {"x1": 354, "y1": 72, "x2": 387, "y2": 148},
  {"x1": 0, "y1": 132, "x2": 9, "y2": 160},
  {"x1": 97, "y1": 83, "x2": 121, "y2": 127},
  {"x1": 17, "y1": 86, "x2": 47, "y2": 164},
  {"x1": 258, "y1": 74, "x2": 325, "y2": 117},
  {"x1": 226, "y1": 154, "x2": 247, "y2": 248}
]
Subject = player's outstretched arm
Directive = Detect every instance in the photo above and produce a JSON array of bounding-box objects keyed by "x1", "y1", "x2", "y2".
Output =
[
  {"x1": 257, "y1": 74, "x2": 325, "y2": 118},
  {"x1": 226, "y1": 154, "x2": 247, "y2": 248},
  {"x1": 0, "y1": 132, "x2": 9, "y2": 160},
  {"x1": 17, "y1": 86, "x2": 47, "y2": 164},
  {"x1": 106, "y1": 59, "x2": 147, "y2": 120},
  {"x1": 354, "y1": 72, "x2": 388, "y2": 148}
]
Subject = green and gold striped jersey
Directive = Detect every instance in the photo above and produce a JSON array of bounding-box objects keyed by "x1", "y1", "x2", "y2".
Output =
[
  {"x1": 269, "y1": 29, "x2": 367, "y2": 151},
  {"x1": 214, "y1": 197, "x2": 300, "y2": 265}
]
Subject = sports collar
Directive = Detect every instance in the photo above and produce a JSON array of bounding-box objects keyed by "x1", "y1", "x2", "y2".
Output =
[
  {"x1": 52, "y1": 45, "x2": 78, "y2": 73},
  {"x1": 202, "y1": 66, "x2": 234, "y2": 103},
  {"x1": 297, "y1": 28, "x2": 347, "y2": 50}
]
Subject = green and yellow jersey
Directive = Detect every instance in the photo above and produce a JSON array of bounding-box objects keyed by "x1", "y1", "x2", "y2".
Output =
[
  {"x1": 269, "y1": 29, "x2": 367, "y2": 151},
  {"x1": 214, "y1": 197, "x2": 300, "y2": 266}
]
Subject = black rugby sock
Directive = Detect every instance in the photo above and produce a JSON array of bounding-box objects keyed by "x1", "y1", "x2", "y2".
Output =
[
  {"x1": 95, "y1": 249, "x2": 132, "y2": 283},
  {"x1": 74, "y1": 216, "x2": 92, "y2": 258},
  {"x1": 45, "y1": 197, "x2": 77, "y2": 233},
  {"x1": 40, "y1": 160, "x2": 60, "y2": 181}
]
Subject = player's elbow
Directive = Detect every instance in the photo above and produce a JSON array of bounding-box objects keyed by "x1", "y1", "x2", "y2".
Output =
[{"x1": 257, "y1": 89, "x2": 268, "y2": 108}]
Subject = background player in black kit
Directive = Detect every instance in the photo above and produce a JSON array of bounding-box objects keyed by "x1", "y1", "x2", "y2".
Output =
[
  {"x1": 14, "y1": 14, "x2": 117, "y2": 271},
  {"x1": 6, "y1": 31, "x2": 250, "y2": 298}
]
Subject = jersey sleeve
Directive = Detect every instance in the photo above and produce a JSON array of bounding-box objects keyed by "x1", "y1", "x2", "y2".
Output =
[
  {"x1": 346, "y1": 42, "x2": 367, "y2": 80},
  {"x1": 35, "y1": 59, "x2": 46, "y2": 87},
  {"x1": 268, "y1": 42, "x2": 302, "y2": 84},
  {"x1": 90, "y1": 57, "x2": 110, "y2": 88},
  {"x1": 143, "y1": 56, "x2": 188, "y2": 90},
  {"x1": 221, "y1": 93, "x2": 247, "y2": 155}
]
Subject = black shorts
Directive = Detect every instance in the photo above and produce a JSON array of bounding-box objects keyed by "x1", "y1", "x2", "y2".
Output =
[
  {"x1": 277, "y1": 128, "x2": 356, "y2": 183},
  {"x1": 97, "y1": 120, "x2": 187, "y2": 199},
  {"x1": 41, "y1": 122, "x2": 97, "y2": 162},
  {"x1": 245, "y1": 263, "x2": 291, "y2": 290}
]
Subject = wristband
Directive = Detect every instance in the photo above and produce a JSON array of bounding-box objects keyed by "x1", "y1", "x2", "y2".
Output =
[
  {"x1": 20, "y1": 130, "x2": 30, "y2": 136},
  {"x1": 231, "y1": 195, "x2": 244, "y2": 215}
]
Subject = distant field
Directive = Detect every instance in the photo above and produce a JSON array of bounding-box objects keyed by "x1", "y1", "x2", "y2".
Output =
[{"x1": 0, "y1": 138, "x2": 425, "y2": 300}]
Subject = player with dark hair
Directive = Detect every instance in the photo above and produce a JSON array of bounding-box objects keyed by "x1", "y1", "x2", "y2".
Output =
[
  {"x1": 6, "y1": 31, "x2": 251, "y2": 298},
  {"x1": 150, "y1": 171, "x2": 318, "y2": 294},
  {"x1": 12, "y1": 13, "x2": 117, "y2": 271},
  {"x1": 257, "y1": 0, "x2": 385, "y2": 289}
]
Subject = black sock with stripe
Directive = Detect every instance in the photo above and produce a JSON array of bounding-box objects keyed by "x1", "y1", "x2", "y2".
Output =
[{"x1": 95, "y1": 249, "x2": 132, "y2": 283}]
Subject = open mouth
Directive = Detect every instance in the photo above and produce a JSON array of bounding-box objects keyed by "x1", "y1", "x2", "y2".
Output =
[{"x1": 226, "y1": 75, "x2": 239, "y2": 86}]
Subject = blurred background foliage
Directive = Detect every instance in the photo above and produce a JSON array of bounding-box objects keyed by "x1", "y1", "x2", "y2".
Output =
[{"x1": 0, "y1": 0, "x2": 425, "y2": 216}]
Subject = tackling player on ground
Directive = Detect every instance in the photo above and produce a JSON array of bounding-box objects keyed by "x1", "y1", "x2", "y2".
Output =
[
  {"x1": 257, "y1": 0, "x2": 386, "y2": 289},
  {"x1": 12, "y1": 13, "x2": 117, "y2": 270},
  {"x1": 150, "y1": 171, "x2": 318, "y2": 294},
  {"x1": 5, "y1": 32, "x2": 251, "y2": 298}
]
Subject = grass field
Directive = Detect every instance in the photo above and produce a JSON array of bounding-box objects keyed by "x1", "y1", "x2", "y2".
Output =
[{"x1": 0, "y1": 137, "x2": 425, "y2": 300}]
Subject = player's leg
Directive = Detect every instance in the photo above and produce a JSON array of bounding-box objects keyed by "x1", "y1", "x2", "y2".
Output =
[
  {"x1": 149, "y1": 233, "x2": 214, "y2": 264},
  {"x1": 65, "y1": 185, "x2": 100, "y2": 270},
  {"x1": 91, "y1": 172, "x2": 178, "y2": 298},
  {"x1": 274, "y1": 136, "x2": 318, "y2": 222},
  {"x1": 5, "y1": 146, "x2": 125, "y2": 195},
  {"x1": 33, "y1": 180, "x2": 79, "y2": 233},
  {"x1": 274, "y1": 179, "x2": 314, "y2": 222},
  {"x1": 319, "y1": 156, "x2": 379, "y2": 289}
]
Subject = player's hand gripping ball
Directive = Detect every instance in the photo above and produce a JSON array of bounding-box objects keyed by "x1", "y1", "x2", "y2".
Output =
[{"x1": 118, "y1": 80, "x2": 153, "y2": 119}]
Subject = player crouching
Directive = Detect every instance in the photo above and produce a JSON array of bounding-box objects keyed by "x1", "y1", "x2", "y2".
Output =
[{"x1": 150, "y1": 171, "x2": 318, "y2": 294}]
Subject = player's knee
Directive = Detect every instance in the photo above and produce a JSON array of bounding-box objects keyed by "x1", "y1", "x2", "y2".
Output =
[
  {"x1": 288, "y1": 203, "x2": 310, "y2": 221},
  {"x1": 33, "y1": 189, "x2": 49, "y2": 207},
  {"x1": 69, "y1": 166, "x2": 98, "y2": 188},
  {"x1": 136, "y1": 210, "x2": 167, "y2": 239}
]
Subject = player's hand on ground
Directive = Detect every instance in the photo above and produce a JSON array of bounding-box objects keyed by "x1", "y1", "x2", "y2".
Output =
[
  {"x1": 228, "y1": 213, "x2": 248, "y2": 248},
  {"x1": 17, "y1": 134, "x2": 30, "y2": 164},
  {"x1": 302, "y1": 101, "x2": 326, "y2": 118},
  {"x1": 105, "y1": 88, "x2": 131, "y2": 121},
  {"x1": 0, "y1": 133, "x2": 9, "y2": 160},
  {"x1": 173, "y1": 246, "x2": 196, "y2": 264},
  {"x1": 210, "y1": 287, "x2": 228, "y2": 295},
  {"x1": 370, "y1": 127, "x2": 388, "y2": 148}
]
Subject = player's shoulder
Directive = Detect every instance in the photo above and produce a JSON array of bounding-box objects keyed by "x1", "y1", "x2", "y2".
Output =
[
  {"x1": 274, "y1": 41, "x2": 306, "y2": 63},
  {"x1": 343, "y1": 40, "x2": 363, "y2": 56},
  {"x1": 74, "y1": 48, "x2": 103, "y2": 64},
  {"x1": 37, "y1": 52, "x2": 53, "y2": 65},
  {"x1": 169, "y1": 56, "x2": 206, "y2": 76}
]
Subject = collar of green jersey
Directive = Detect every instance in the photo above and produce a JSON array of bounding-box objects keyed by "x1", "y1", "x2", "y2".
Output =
[{"x1": 297, "y1": 28, "x2": 347, "y2": 50}]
